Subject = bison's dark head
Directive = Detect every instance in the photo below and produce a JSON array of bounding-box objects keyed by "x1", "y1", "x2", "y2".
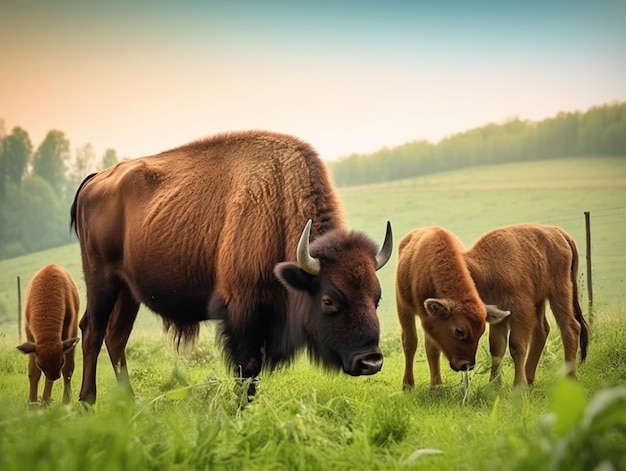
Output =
[{"x1": 274, "y1": 220, "x2": 392, "y2": 376}]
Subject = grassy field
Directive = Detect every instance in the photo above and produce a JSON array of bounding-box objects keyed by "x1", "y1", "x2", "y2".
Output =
[{"x1": 0, "y1": 156, "x2": 625, "y2": 470}]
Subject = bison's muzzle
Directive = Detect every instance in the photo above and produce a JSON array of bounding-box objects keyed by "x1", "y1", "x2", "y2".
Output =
[{"x1": 347, "y1": 350, "x2": 383, "y2": 376}]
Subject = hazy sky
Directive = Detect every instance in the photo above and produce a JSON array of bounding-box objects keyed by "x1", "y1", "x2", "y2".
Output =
[{"x1": 1, "y1": 0, "x2": 625, "y2": 161}]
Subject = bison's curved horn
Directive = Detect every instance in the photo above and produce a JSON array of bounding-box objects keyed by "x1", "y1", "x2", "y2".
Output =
[
  {"x1": 375, "y1": 221, "x2": 393, "y2": 270},
  {"x1": 296, "y1": 219, "x2": 321, "y2": 275}
]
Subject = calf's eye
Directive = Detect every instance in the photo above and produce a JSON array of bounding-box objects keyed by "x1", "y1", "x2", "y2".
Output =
[{"x1": 454, "y1": 327, "x2": 465, "y2": 339}]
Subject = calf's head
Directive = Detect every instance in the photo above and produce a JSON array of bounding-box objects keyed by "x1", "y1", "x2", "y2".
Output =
[
  {"x1": 275, "y1": 220, "x2": 392, "y2": 376},
  {"x1": 421, "y1": 298, "x2": 509, "y2": 371},
  {"x1": 17, "y1": 338, "x2": 79, "y2": 380}
]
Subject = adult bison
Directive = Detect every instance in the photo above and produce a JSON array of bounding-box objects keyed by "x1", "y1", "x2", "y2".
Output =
[
  {"x1": 396, "y1": 226, "x2": 510, "y2": 389},
  {"x1": 70, "y1": 130, "x2": 392, "y2": 404},
  {"x1": 464, "y1": 224, "x2": 589, "y2": 386}
]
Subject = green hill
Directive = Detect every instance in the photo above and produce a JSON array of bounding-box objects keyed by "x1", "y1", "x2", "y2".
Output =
[{"x1": 1, "y1": 156, "x2": 625, "y2": 339}]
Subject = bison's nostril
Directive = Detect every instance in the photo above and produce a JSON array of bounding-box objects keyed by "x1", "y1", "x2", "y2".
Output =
[{"x1": 353, "y1": 353, "x2": 383, "y2": 375}]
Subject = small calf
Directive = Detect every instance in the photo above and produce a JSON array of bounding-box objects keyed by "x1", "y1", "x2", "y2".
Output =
[
  {"x1": 16, "y1": 264, "x2": 80, "y2": 404},
  {"x1": 396, "y1": 226, "x2": 509, "y2": 389},
  {"x1": 465, "y1": 224, "x2": 589, "y2": 386}
]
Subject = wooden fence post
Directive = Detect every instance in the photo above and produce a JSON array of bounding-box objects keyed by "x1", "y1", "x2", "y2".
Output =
[
  {"x1": 17, "y1": 275, "x2": 22, "y2": 342},
  {"x1": 584, "y1": 211, "x2": 594, "y2": 324}
]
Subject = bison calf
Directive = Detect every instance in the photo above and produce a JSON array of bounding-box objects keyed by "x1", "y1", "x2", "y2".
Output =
[
  {"x1": 16, "y1": 264, "x2": 80, "y2": 405},
  {"x1": 465, "y1": 224, "x2": 589, "y2": 386},
  {"x1": 396, "y1": 226, "x2": 509, "y2": 389}
]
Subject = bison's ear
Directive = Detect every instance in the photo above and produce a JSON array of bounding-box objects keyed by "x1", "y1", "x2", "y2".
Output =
[
  {"x1": 63, "y1": 337, "x2": 80, "y2": 351},
  {"x1": 424, "y1": 298, "x2": 452, "y2": 318},
  {"x1": 16, "y1": 342, "x2": 36, "y2": 354},
  {"x1": 274, "y1": 262, "x2": 315, "y2": 292},
  {"x1": 486, "y1": 305, "x2": 510, "y2": 324}
]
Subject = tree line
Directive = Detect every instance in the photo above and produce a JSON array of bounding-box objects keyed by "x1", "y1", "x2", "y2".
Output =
[
  {"x1": 1, "y1": 101, "x2": 625, "y2": 259},
  {"x1": 328, "y1": 102, "x2": 626, "y2": 187},
  {"x1": 0, "y1": 123, "x2": 119, "y2": 259}
]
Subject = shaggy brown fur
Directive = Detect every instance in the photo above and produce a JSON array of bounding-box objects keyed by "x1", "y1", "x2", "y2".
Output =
[
  {"x1": 16, "y1": 264, "x2": 79, "y2": 404},
  {"x1": 70, "y1": 130, "x2": 392, "y2": 404},
  {"x1": 465, "y1": 224, "x2": 589, "y2": 386},
  {"x1": 396, "y1": 227, "x2": 509, "y2": 389}
]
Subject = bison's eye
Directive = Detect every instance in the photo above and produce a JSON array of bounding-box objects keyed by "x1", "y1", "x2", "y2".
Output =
[
  {"x1": 454, "y1": 327, "x2": 465, "y2": 339},
  {"x1": 321, "y1": 295, "x2": 340, "y2": 315}
]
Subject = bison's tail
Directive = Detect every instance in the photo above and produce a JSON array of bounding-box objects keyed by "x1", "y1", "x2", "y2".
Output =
[
  {"x1": 70, "y1": 173, "x2": 98, "y2": 238},
  {"x1": 566, "y1": 232, "x2": 589, "y2": 363}
]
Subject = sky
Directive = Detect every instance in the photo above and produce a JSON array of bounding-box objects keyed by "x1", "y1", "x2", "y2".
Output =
[{"x1": 1, "y1": 0, "x2": 625, "y2": 161}]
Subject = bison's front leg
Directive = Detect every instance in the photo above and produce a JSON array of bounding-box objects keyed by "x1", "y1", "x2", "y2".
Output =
[
  {"x1": 220, "y1": 318, "x2": 263, "y2": 400},
  {"x1": 235, "y1": 355, "x2": 262, "y2": 399}
]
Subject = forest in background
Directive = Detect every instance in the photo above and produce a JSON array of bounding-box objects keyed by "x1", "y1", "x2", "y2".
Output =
[
  {"x1": 0, "y1": 126, "x2": 119, "y2": 259},
  {"x1": 329, "y1": 101, "x2": 626, "y2": 187},
  {"x1": 0, "y1": 101, "x2": 625, "y2": 260}
]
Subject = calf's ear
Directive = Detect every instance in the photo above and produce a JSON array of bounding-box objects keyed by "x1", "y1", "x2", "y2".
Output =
[
  {"x1": 274, "y1": 262, "x2": 315, "y2": 292},
  {"x1": 63, "y1": 338, "x2": 80, "y2": 351},
  {"x1": 486, "y1": 305, "x2": 510, "y2": 324},
  {"x1": 16, "y1": 342, "x2": 36, "y2": 354},
  {"x1": 424, "y1": 298, "x2": 452, "y2": 318}
]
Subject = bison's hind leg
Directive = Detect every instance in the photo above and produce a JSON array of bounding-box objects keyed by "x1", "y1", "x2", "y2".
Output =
[
  {"x1": 105, "y1": 284, "x2": 140, "y2": 397},
  {"x1": 79, "y1": 277, "x2": 124, "y2": 405}
]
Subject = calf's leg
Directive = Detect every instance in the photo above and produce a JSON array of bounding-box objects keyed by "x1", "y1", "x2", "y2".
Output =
[
  {"x1": 508, "y1": 302, "x2": 536, "y2": 386},
  {"x1": 549, "y1": 292, "x2": 582, "y2": 378},
  {"x1": 424, "y1": 336, "x2": 442, "y2": 387},
  {"x1": 397, "y1": 302, "x2": 418, "y2": 390},
  {"x1": 489, "y1": 318, "x2": 509, "y2": 384},
  {"x1": 525, "y1": 302, "x2": 550, "y2": 385},
  {"x1": 41, "y1": 378, "x2": 54, "y2": 405},
  {"x1": 61, "y1": 347, "x2": 76, "y2": 404},
  {"x1": 27, "y1": 355, "x2": 41, "y2": 403}
]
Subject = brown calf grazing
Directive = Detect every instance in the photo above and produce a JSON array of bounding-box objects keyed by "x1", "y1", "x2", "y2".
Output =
[
  {"x1": 16, "y1": 264, "x2": 80, "y2": 404},
  {"x1": 70, "y1": 130, "x2": 392, "y2": 404},
  {"x1": 396, "y1": 226, "x2": 510, "y2": 389},
  {"x1": 464, "y1": 223, "x2": 589, "y2": 386}
]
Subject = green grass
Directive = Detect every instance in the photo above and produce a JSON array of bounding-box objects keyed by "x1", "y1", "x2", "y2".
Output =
[
  {"x1": 1, "y1": 156, "x2": 625, "y2": 470},
  {"x1": 1, "y1": 306, "x2": 625, "y2": 470}
]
